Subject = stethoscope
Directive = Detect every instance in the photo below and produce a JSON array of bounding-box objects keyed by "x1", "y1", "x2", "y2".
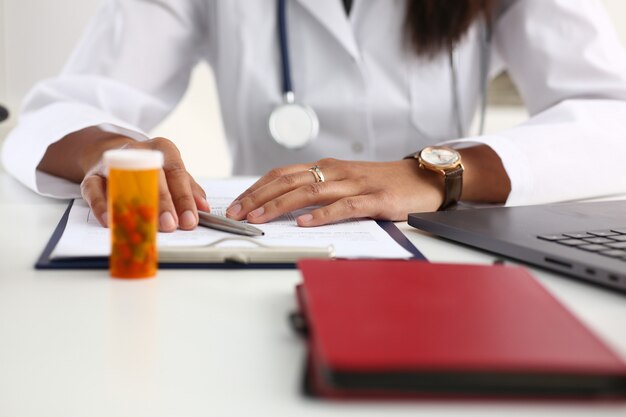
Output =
[
  {"x1": 268, "y1": 0, "x2": 320, "y2": 150},
  {"x1": 268, "y1": 0, "x2": 493, "y2": 150}
]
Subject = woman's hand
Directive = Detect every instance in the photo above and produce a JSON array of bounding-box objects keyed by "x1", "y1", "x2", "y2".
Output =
[
  {"x1": 225, "y1": 158, "x2": 445, "y2": 227},
  {"x1": 80, "y1": 137, "x2": 209, "y2": 232},
  {"x1": 38, "y1": 127, "x2": 209, "y2": 232}
]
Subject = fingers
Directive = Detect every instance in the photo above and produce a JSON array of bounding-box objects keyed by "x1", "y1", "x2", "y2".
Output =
[
  {"x1": 81, "y1": 170, "x2": 109, "y2": 227},
  {"x1": 231, "y1": 169, "x2": 366, "y2": 225},
  {"x1": 246, "y1": 180, "x2": 362, "y2": 224},
  {"x1": 191, "y1": 179, "x2": 210, "y2": 212},
  {"x1": 227, "y1": 170, "x2": 319, "y2": 220},
  {"x1": 164, "y1": 169, "x2": 197, "y2": 230},
  {"x1": 79, "y1": 136, "x2": 206, "y2": 232},
  {"x1": 151, "y1": 138, "x2": 200, "y2": 231},
  {"x1": 231, "y1": 163, "x2": 312, "y2": 203},
  {"x1": 296, "y1": 196, "x2": 383, "y2": 227},
  {"x1": 156, "y1": 169, "x2": 178, "y2": 232},
  {"x1": 227, "y1": 159, "x2": 363, "y2": 224},
  {"x1": 227, "y1": 159, "x2": 345, "y2": 219}
]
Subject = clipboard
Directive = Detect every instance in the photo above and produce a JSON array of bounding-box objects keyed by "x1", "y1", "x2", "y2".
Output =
[
  {"x1": 35, "y1": 200, "x2": 425, "y2": 270},
  {"x1": 159, "y1": 237, "x2": 335, "y2": 264}
]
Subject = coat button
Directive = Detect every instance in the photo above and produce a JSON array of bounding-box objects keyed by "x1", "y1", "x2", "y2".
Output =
[{"x1": 352, "y1": 142, "x2": 364, "y2": 153}]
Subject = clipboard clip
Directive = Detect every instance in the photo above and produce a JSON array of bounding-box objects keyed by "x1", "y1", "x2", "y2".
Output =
[{"x1": 159, "y1": 237, "x2": 335, "y2": 264}]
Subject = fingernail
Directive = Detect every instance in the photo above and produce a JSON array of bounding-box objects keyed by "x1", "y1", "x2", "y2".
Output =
[
  {"x1": 297, "y1": 214, "x2": 313, "y2": 225},
  {"x1": 180, "y1": 210, "x2": 196, "y2": 229},
  {"x1": 248, "y1": 206, "x2": 265, "y2": 219},
  {"x1": 101, "y1": 211, "x2": 108, "y2": 227},
  {"x1": 159, "y1": 211, "x2": 177, "y2": 231},
  {"x1": 227, "y1": 203, "x2": 241, "y2": 216}
]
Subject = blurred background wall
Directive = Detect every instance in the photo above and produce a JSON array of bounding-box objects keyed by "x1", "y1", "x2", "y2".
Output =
[{"x1": 0, "y1": 0, "x2": 625, "y2": 178}]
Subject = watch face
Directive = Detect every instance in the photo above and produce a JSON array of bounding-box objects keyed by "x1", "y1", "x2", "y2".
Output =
[{"x1": 420, "y1": 146, "x2": 460, "y2": 168}]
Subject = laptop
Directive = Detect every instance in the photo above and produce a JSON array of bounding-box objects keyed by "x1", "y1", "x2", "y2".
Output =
[{"x1": 407, "y1": 200, "x2": 626, "y2": 293}]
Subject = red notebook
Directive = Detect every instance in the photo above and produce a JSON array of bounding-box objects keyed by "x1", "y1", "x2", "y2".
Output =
[{"x1": 296, "y1": 260, "x2": 626, "y2": 398}]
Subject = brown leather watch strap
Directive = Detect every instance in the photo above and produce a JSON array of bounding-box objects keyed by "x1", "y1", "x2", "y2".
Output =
[{"x1": 440, "y1": 164, "x2": 464, "y2": 211}]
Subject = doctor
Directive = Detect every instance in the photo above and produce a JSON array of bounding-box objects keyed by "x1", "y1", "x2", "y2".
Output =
[{"x1": 3, "y1": 0, "x2": 626, "y2": 231}]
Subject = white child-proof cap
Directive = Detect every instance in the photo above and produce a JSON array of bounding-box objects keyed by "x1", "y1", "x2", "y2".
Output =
[{"x1": 103, "y1": 149, "x2": 164, "y2": 170}]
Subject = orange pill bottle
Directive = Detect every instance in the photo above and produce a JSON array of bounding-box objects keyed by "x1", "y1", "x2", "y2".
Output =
[{"x1": 103, "y1": 149, "x2": 164, "y2": 279}]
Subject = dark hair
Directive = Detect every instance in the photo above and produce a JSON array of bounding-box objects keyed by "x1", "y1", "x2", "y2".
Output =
[{"x1": 405, "y1": 0, "x2": 494, "y2": 57}]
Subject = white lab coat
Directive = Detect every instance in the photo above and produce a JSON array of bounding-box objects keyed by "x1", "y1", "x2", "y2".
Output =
[{"x1": 3, "y1": 0, "x2": 626, "y2": 205}]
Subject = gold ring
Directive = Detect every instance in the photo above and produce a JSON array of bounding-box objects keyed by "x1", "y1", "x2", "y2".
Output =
[{"x1": 307, "y1": 165, "x2": 325, "y2": 183}]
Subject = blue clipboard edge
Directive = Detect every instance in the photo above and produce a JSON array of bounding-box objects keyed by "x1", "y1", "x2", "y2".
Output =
[{"x1": 35, "y1": 199, "x2": 426, "y2": 270}]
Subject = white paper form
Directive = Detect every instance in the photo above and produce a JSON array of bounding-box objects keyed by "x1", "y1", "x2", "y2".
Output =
[{"x1": 51, "y1": 177, "x2": 413, "y2": 259}]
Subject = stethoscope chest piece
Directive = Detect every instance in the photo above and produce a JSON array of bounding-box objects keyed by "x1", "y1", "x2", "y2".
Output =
[
  {"x1": 269, "y1": 0, "x2": 320, "y2": 150},
  {"x1": 269, "y1": 94, "x2": 319, "y2": 149}
]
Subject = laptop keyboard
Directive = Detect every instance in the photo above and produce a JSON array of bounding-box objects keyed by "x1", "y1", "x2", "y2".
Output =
[{"x1": 538, "y1": 228, "x2": 626, "y2": 262}]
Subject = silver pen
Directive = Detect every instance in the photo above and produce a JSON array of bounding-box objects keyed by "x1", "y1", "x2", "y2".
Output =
[{"x1": 197, "y1": 210, "x2": 265, "y2": 237}]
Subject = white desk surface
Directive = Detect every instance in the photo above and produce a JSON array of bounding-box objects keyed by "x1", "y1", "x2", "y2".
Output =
[{"x1": 1, "y1": 173, "x2": 625, "y2": 417}]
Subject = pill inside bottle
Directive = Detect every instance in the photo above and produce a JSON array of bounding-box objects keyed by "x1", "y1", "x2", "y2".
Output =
[{"x1": 103, "y1": 149, "x2": 164, "y2": 279}]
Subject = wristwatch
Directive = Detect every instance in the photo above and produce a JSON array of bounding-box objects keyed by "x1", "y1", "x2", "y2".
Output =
[{"x1": 404, "y1": 146, "x2": 464, "y2": 211}]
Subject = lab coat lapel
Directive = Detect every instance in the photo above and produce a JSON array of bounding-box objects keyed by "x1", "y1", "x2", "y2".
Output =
[{"x1": 294, "y1": 0, "x2": 360, "y2": 59}]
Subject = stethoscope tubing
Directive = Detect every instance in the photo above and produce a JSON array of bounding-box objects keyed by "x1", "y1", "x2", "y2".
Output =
[{"x1": 278, "y1": 0, "x2": 293, "y2": 97}]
